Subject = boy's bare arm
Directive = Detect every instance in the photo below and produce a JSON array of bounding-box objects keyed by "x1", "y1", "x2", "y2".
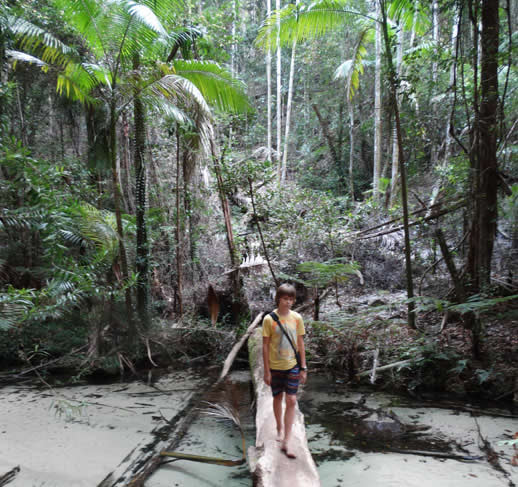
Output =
[
  {"x1": 263, "y1": 336, "x2": 271, "y2": 385},
  {"x1": 297, "y1": 335, "x2": 307, "y2": 384}
]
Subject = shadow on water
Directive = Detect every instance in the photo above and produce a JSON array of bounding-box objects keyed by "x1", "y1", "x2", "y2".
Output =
[{"x1": 301, "y1": 398, "x2": 452, "y2": 454}]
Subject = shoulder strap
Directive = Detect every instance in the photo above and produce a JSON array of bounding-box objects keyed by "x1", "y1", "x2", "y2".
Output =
[{"x1": 269, "y1": 312, "x2": 298, "y2": 354}]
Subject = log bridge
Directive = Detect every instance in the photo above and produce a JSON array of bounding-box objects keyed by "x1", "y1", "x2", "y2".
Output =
[{"x1": 247, "y1": 327, "x2": 320, "y2": 486}]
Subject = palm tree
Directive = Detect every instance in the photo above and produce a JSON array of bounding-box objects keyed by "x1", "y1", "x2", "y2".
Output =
[{"x1": 11, "y1": 0, "x2": 249, "y2": 336}]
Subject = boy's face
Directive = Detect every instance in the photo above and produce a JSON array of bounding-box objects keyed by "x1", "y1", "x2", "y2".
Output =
[{"x1": 278, "y1": 294, "x2": 295, "y2": 311}]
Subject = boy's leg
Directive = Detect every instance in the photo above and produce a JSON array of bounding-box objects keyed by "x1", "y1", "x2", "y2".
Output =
[
  {"x1": 272, "y1": 392, "x2": 284, "y2": 440},
  {"x1": 281, "y1": 393, "x2": 297, "y2": 457},
  {"x1": 281, "y1": 366, "x2": 300, "y2": 458}
]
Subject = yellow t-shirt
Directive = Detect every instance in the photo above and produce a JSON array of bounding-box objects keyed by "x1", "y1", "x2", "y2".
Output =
[{"x1": 262, "y1": 309, "x2": 305, "y2": 370}]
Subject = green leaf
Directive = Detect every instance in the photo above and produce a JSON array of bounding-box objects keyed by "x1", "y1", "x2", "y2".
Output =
[{"x1": 255, "y1": 0, "x2": 373, "y2": 51}]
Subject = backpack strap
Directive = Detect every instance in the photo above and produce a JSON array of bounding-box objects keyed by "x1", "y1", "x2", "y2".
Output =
[{"x1": 269, "y1": 312, "x2": 300, "y2": 366}]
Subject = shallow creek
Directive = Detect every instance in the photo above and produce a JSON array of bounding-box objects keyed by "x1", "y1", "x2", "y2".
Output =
[{"x1": 1, "y1": 370, "x2": 517, "y2": 486}]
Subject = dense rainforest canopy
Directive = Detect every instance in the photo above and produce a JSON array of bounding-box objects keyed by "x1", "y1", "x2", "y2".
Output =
[{"x1": 0, "y1": 0, "x2": 516, "y2": 398}]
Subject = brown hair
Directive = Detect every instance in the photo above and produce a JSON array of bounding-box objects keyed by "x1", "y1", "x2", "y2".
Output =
[{"x1": 275, "y1": 283, "x2": 296, "y2": 306}]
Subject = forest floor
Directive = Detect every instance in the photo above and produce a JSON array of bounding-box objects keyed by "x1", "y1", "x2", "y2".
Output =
[{"x1": 304, "y1": 286, "x2": 518, "y2": 403}]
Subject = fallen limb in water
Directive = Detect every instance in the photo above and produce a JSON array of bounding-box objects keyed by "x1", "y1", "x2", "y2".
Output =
[
  {"x1": 160, "y1": 451, "x2": 246, "y2": 466},
  {"x1": 217, "y1": 312, "x2": 263, "y2": 384},
  {"x1": 387, "y1": 449, "x2": 484, "y2": 461},
  {"x1": 0, "y1": 466, "x2": 20, "y2": 487},
  {"x1": 97, "y1": 383, "x2": 209, "y2": 487},
  {"x1": 356, "y1": 357, "x2": 423, "y2": 378}
]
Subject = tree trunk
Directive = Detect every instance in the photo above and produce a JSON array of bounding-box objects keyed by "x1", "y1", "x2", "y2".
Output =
[
  {"x1": 312, "y1": 104, "x2": 340, "y2": 167},
  {"x1": 110, "y1": 94, "x2": 134, "y2": 337},
  {"x1": 175, "y1": 128, "x2": 183, "y2": 317},
  {"x1": 276, "y1": 0, "x2": 282, "y2": 178},
  {"x1": 373, "y1": 1, "x2": 383, "y2": 202},
  {"x1": 210, "y1": 138, "x2": 248, "y2": 323},
  {"x1": 266, "y1": 0, "x2": 272, "y2": 161},
  {"x1": 380, "y1": 0, "x2": 415, "y2": 328},
  {"x1": 348, "y1": 101, "x2": 355, "y2": 199},
  {"x1": 248, "y1": 178, "x2": 278, "y2": 287},
  {"x1": 133, "y1": 53, "x2": 149, "y2": 328},
  {"x1": 281, "y1": 0, "x2": 298, "y2": 182},
  {"x1": 429, "y1": 0, "x2": 440, "y2": 167},
  {"x1": 466, "y1": 0, "x2": 499, "y2": 293},
  {"x1": 389, "y1": 27, "x2": 404, "y2": 207},
  {"x1": 444, "y1": 9, "x2": 460, "y2": 165}
]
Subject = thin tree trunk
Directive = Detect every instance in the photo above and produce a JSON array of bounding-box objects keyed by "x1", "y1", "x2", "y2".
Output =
[
  {"x1": 276, "y1": 0, "x2": 282, "y2": 179},
  {"x1": 348, "y1": 101, "x2": 355, "y2": 199},
  {"x1": 444, "y1": 10, "x2": 460, "y2": 165},
  {"x1": 467, "y1": 0, "x2": 499, "y2": 293},
  {"x1": 429, "y1": 0, "x2": 440, "y2": 167},
  {"x1": 389, "y1": 26, "x2": 404, "y2": 207},
  {"x1": 110, "y1": 94, "x2": 134, "y2": 337},
  {"x1": 248, "y1": 178, "x2": 278, "y2": 287},
  {"x1": 175, "y1": 128, "x2": 183, "y2": 317},
  {"x1": 427, "y1": 8, "x2": 460, "y2": 217},
  {"x1": 231, "y1": 0, "x2": 237, "y2": 76},
  {"x1": 281, "y1": 0, "x2": 298, "y2": 182},
  {"x1": 380, "y1": 0, "x2": 415, "y2": 328},
  {"x1": 312, "y1": 104, "x2": 340, "y2": 167},
  {"x1": 210, "y1": 137, "x2": 248, "y2": 323},
  {"x1": 15, "y1": 84, "x2": 27, "y2": 145},
  {"x1": 373, "y1": 1, "x2": 382, "y2": 202},
  {"x1": 133, "y1": 53, "x2": 149, "y2": 328},
  {"x1": 266, "y1": 0, "x2": 272, "y2": 161}
]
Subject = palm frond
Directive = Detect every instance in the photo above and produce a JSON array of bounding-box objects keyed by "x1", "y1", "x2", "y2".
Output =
[
  {"x1": 74, "y1": 203, "x2": 119, "y2": 263},
  {"x1": 56, "y1": 62, "x2": 104, "y2": 104},
  {"x1": 123, "y1": 0, "x2": 167, "y2": 36},
  {"x1": 59, "y1": 229, "x2": 87, "y2": 248},
  {"x1": 404, "y1": 40, "x2": 437, "y2": 57},
  {"x1": 52, "y1": 0, "x2": 107, "y2": 58},
  {"x1": 6, "y1": 49, "x2": 46, "y2": 67},
  {"x1": 255, "y1": 0, "x2": 373, "y2": 51},
  {"x1": 172, "y1": 60, "x2": 250, "y2": 114},
  {"x1": 0, "y1": 212, "x2": 32, "y2": 231},
  {"x1": 141, "y1": 93, "x2": 193, "y2": 125},
  {"x1": 388, "y1": 0, "x2": 429, "y2": 34},
  {"x1": 0, "y1": 293, "x2": 34, "y2": 330},
  {"x1": 10, "y1": 15, "x2": 78, "y2": 67},
  {"x1": 334, "y1": 27, "x2": 372, "y2": 101},
  {"x1": 201, "y1": 401, "x2": 242, "y2": 431},
  {"x1": 138, "y1": 0, "x2": 185, "y2": 26},
  {"x1": 147, "y1": 72, "x2": 211, "y2": 114}
]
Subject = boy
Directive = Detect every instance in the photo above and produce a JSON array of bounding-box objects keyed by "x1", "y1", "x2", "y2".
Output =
[{"x1": 262, "y1": 283, "x2": 307, "y2": 458}]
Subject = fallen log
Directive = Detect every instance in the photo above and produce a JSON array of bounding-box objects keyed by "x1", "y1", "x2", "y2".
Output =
[
  {"x1": 97, "y1": 381, "x2": 210, "y2": 487},
  {"x1": 356, "y1": 357, "x2": 423, "y2": 378},
  {"x1": 248, "y1": 328, "x2": 320, "y2": 487},
  {"x1": 0, "y1": 466, "x2": 19, "y2": 487},
  {"x1": 217, "y1": 312, "x2": 264, "y2": 384}
]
